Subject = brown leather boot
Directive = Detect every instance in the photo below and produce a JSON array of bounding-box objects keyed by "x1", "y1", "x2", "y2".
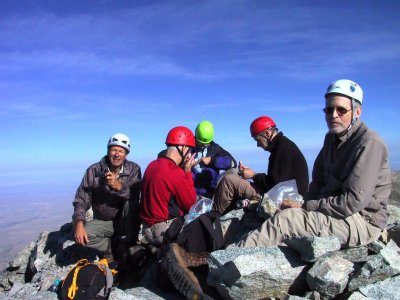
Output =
[
  {"x1": 169, "y1": 243, "x2": 209, "y2": 268},
  {"x1": 166, "y1": 243, "x2": 212, "y2": 300}
]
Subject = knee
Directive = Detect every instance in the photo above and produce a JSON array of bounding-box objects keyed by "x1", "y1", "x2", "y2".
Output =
[
  {"x1": 218, "y1": 173, "x2": 238, "y2": 188},
  {"x1": 273, "y1": 208, "x2": 304, "y2": 225}
]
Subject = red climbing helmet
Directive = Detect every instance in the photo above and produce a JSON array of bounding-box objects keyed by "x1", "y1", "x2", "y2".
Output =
[
  {"x1": 165, "y1": 126, "x2": 196, "y2": 147},
  {"x1": 250, "y1": 116, "x2": 276, "y2": 137}
]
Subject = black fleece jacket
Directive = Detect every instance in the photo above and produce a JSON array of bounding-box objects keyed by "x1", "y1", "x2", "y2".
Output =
[{"x1": 253, "y1": 132, "x2": 309, "y2": 197}]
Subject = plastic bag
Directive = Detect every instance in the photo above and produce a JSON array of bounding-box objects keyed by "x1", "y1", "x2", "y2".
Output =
[
  {"x1": 184, "y1": 197, "x2": 213, "y2": 225},
  {"x1": 258, "y1": 179, "x2": 303, "y2": 219}
]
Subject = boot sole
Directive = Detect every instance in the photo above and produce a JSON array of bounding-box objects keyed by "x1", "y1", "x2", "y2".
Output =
[{"x1": 166, "y1": 244, "x2": 213, "y2": 300}]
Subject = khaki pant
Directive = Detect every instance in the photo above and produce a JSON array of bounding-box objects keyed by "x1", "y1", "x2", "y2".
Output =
[
  {"x1": 140, "y1": 218, "x2": 176, "y2": 247},
  {"x1": 85, "y1": 219, "x2": 114, "y2": 253},
  {"x1": 213, "y1": 174, "x2": 261, "y2": 214},
  {"x1": 234, "y1": 208, "x2": 382, "y2": 248},
  {"x1": 84, "y1": 198, "x2": 136, "y2": 253}
]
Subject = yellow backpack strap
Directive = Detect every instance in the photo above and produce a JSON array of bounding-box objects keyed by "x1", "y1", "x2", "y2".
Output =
[
  {"x1": 67, "y1": 259, "x2": 89, "y2": 300},
  {"x1": 98, "y1": 258, "x2": 118, "y2": 276}
]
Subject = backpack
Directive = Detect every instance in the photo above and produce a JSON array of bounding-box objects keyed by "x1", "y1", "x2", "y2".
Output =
[
  {"x1": 164, "y1": 211, "x2": 224, "y2": 253},
  {"x1": 60, "y1": 259, "x2": 117, "y2": 300}
]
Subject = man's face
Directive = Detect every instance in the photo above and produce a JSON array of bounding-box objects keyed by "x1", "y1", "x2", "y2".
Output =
[
  {"x1": 254, "y1": 131, "x2": 269, "y2": 151},
  {"x1": 196, "y1": 141, "x2": 209, "y2": 150},
  {"x1": 107, "y1": 146, "x2": 127, "y2": 168},
  {"x1": 325, "y1": 95, "x2": 361, "y2": 134}
]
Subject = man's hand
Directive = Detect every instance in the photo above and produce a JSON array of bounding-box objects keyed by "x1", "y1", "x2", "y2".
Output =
[
  {"x1": 74, "y1": 221, "x2": 89, "y2": 246},
  {"x1": 239, "y1": 161, "x2": 256, "y2": 180},
  {"x1": 183, "y1": 152, "x2": 197, "y2": 173},
  {"x1": 105, "y1": 171, "x2": 122, "y2": 191},
  {"x1": 280, "y1": 199, "x2": 303, "y2": 210},
  {"x1": 198, "y1": 156, "x2": 211, "y2": 166}
]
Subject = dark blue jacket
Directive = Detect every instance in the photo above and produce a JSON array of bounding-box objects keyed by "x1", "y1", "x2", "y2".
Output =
[{"x1": 192, "y1": 141, "x2": 237, "y2": 197}]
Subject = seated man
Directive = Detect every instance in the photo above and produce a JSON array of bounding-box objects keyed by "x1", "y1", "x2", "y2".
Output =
[
  {"x1": 192, "y1": 120, "x2": 237, "y2": 198},
  {"x1": 73, "y1": 133, "x2": 142, "y2": 258},
  {"x1": 140, "y1": 126, "x2": 197, "y2": 247},
  {"x1": 235, "y1": 79, "x2": 391, "y2": 248},
  {"x1": 165, "y1": 79, "x2": 392, "y2": 299},
  {"x1": 213, "y1": 115, "x2": 309, "y2": 214}
]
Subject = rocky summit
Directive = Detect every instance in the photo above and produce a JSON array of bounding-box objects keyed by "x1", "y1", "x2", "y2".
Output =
[{"x1": 1, "y1": 171, "x2": 400, "y2": 300}]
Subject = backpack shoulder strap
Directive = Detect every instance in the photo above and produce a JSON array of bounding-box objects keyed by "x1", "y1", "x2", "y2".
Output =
[
  {"x1": 96, "y1": 259, "x2": 114, "y2": 298},
  {"x1": 66, "y1": 259, "x2": 90, "y2": 299}
]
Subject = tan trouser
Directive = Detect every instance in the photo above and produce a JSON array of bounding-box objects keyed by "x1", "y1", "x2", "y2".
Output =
[
  {"x1": 234, "y1": 208, "x2": 382, "y2": 248},
  {"x1": 213, "y1": 174, "x2": 261, "y2": 214},
  {"x1": 140, "y1": 218, "x2": 176, "y2": 247}
]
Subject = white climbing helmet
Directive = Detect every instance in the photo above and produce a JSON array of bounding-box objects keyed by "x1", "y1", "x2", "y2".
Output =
[
  {"x1": 325, "y1": 79, "x2": 363, "y2": 104},
  {"x1": 107, "y1": 133, "x2": 130, "y2": 153}
]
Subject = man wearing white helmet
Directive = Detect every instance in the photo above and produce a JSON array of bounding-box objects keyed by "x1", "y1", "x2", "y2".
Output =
[
  {"x1": 161, "y1": 80, "x2": 392, "y2": 299},
  {"x1": 72, "y1": 133, "x2": 142, "y2": 260},
  {"x1": 234, "y1": 79, "x2": 392, "y2": 247}
]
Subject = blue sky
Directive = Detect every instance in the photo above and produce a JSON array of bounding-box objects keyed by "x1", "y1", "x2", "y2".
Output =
[{"x1": 1, "y1": 0, "x2": 399, "y2": 179}]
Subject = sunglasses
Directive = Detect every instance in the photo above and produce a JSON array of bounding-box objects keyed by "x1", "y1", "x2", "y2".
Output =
[{"x1": 323, "y1": 106, "x2": 351, "y2": 116}]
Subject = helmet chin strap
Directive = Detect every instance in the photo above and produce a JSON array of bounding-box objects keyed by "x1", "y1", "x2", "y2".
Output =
[
  {"x1": 262, "y1": 130, "x2": 274, "y2": 150},
  {"x1": 338, "y1": 98, "x2": 357, "y2": 137},
  {"x1": 175, "y1": 146, "x2": 190, "y2": 168}
]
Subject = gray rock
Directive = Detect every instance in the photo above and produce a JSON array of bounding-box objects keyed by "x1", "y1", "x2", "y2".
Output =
[
  {"x1": 303, "y1": 290, "x2": 321, "y2": 300},
  {"x1": 306, "y1": 255, "x2": 354, "y2": 297},
  {"x1": 358, "y1": 274, "x2": 400, "y2": 299},
  {"x1": 220, "y1": 209, "x2": 245, "y2": 245},
  {"x1": 330, "y1": 246, "x2": 369, "y2": 263},
  {"x1": 366, "y1": 240, "x2": 386, "y2": 254},
  {"x1": 109, "y1": 287, "x2": 171, "y2": 300},
  {"x1": 0, "y1": 282, "x2": 58, "y2": 300},
  {"x1": 386, "y1": 204, "x2": 400, "y2": 225},
  {"x1": 387, "y1": 224, "x2": 400, "y2": 247},
  {"x1": 8, "y1": 242, "x2": 35, "y2": 272},
  {"x1": 380, "y1": 240, "x2": 400, "y2": 273},
  {"x1": 347, "y1": 254, "x2": 397, "y2": 291},
  {"x1": 286, "y1": 295, "x2": 308, "y2": 300},
  {"x1": 284, "y1": 236, "x2": 340, "y2": 262},
  {"x1": 347, "y1": 291, "x2": 368, "y2": 299},
  {"x1": 208, "y1": 246, "x2": 307, "y2": 299}
]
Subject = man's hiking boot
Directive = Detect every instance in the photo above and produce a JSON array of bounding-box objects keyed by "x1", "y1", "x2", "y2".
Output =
[
  {"x1": 166, "y1": 243, "x2": 212, "y2": 300},
  {"x1": 168, "y1": 243, "x2": 208, "y2": 268}
]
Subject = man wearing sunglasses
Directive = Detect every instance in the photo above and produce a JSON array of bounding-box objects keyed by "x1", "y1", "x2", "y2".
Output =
[
  {"x1": 234, "y1": 79, "x2": 391, "y2": 248},
  {"x1": 162, "y1": 80, "x2": 392, "y2": 299}
]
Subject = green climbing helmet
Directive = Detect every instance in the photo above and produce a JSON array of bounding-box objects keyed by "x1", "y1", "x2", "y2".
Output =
[{"x1": 195, "y1": 120, "x2": 214, "y2": 144}]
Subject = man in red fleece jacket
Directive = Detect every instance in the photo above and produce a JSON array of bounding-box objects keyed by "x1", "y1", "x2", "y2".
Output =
[{"x1": 140, "y1": 126, "x2": 197, "y2": 247}]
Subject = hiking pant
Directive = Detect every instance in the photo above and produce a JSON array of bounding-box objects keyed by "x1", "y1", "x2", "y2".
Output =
[
  {"x1": 140, "y1": 218, "x2": 177, "y2": 247},
  {"x1": 85, "y1": 219, "x2": 114, "y2": 253},
  {"x1": 234, "y1": 208, "x2": 382, "y2": 248},
  {"x1": 213, "y1": 174, "x2": 261, "y2": 214},
  {"x1": 85, "y1": 199, "x2": 136, "y2": 252}
]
